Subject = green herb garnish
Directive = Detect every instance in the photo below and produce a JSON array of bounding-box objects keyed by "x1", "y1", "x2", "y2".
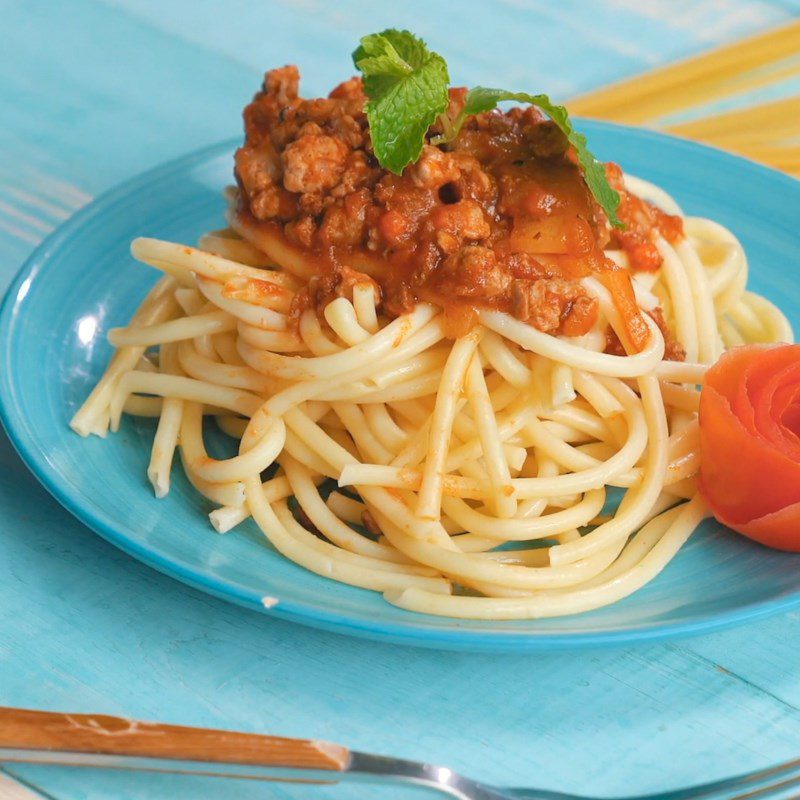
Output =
[
  {"x1": 352, "y1": 29, "x2": 622, "y2": 228},
  {"x1": 352, "y1": 30, "x2": 450, "y2": 175},
  {"x1": 457, "y1": 88, "x2": 622, "y2": 228}
]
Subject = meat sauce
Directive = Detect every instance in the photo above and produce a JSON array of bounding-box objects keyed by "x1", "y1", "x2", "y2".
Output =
[{"x1": 233, "y1": 66, "x2": 684, "y2": 348}]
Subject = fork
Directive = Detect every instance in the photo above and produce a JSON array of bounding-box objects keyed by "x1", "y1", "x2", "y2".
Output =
[{"x1": 1, "y1": 706, "x2": 798, "y2": 800}]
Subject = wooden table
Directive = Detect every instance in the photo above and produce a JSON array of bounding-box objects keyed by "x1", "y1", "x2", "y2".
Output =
[{"x1": 2, "y1": 1, "x2": 800, "y2": 797}]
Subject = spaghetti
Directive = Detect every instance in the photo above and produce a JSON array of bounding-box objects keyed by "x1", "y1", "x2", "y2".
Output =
[{"x1": 70, "y1": 173, "x2": 792, "y2": 619}]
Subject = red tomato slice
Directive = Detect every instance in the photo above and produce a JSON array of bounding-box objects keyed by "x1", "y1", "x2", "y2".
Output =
[
  {"x1": 711, "y1": 500, "x2": 800, "y2": 553},
  {"x1": 699, "y1": 344, "x2": 800, "y2": 551}
]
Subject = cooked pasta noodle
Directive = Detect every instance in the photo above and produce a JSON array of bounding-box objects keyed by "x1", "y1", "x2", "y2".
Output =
[{"x1": 70, "y1": 175, "x2": 792, "y2": 620}]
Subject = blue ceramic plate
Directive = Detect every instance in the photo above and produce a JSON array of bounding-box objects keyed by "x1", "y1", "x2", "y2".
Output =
[{"x1": 3, "y1": 126, "x2": 800, "y2": 652}]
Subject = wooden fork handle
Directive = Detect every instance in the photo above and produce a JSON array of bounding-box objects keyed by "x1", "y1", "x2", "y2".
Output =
[{"x1": 0, "y1": 706, "x2": 349, "y2": 771}]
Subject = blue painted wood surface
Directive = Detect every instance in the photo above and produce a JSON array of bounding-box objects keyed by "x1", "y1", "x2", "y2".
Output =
[{"x1": 1, "y1": 1, "x2": 799, "y2": 797}]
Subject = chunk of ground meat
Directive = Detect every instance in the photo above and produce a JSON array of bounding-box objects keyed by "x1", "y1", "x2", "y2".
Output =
[
  {"x1": 511, "y1": 278, "x2": 596, "y2": 335},
  {"x1": 431, "y1": 200, "x2": 491, "y2": 253},
  {"x1": 282, "y1": 134, "x2": 349, "y2": 194},
  {"x1": 285, "y1": 215, "x2": 317, "y2": 248},
  {"x1": 436, "y1": 247, "x2": 511, "y2": 300},
  {"x1": 235, "y1": 142, "x2": 299, "y2": 221},
  {"x1": 451, "y1": 152, "x2": 496, "y2": 205},
  {"x1": 250, "y1": 183, "x2": 297, "y2": 221},
  {"x1": 290, "y1": 265, "x2": 380, "y2": 321},
  {"x1": 235, "y1": 142, "x2": 280, "y2": 196},
  {"x1": 318, "y1": 189, "x2": 371, "y2": 248},
  {"x1": 264, "y1": 65, "x2": 300, "y2": 105},
  {"x1": 328, "y1": 76, "x2": 368, "y2": 115},
  {"x1": 409, "y1": 145, "x2": 461, "y2": 190},
  {"x1": 330, "y1": 151, "x2": 378, "y2": 199},
  {"x1": 235, "y1": 67, "x2": 376, "y2": 233},
  {"x1": 506, "y1": 252, "x2": 558, "y2": 281}
]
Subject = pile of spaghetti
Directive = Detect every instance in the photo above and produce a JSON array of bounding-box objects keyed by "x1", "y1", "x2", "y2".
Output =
[{"x1": 70, "y1": 66, "x2": 792, "y2": 619}]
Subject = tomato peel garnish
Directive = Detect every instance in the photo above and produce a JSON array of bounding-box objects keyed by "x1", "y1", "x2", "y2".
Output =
[{"x1": 698, "y1": 344, "x2": 800, "y2": 551}]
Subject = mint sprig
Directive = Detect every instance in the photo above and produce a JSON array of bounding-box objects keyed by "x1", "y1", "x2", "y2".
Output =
[
  {"x1": 458, "y1": 88, "x2": 622, "y2": 228},
  {"x1": 352, "y1": 29, "x2": 622, "y2": 228},
  {"x1": 352, "y1": 30, "x2": 450, "y2": 175}
]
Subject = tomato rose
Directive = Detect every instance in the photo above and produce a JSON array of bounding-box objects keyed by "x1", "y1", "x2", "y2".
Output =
[{"x1": 698, "y1": 344, "x2": 800, "y2": 551}]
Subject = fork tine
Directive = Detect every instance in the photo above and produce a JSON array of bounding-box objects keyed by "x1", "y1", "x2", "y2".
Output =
[
  {"x1": 727, "y1": 771, "x2": 800, "y2": 800},
  {"x1": 646, "y1": 757, "x2": 800, "y2": 800}
]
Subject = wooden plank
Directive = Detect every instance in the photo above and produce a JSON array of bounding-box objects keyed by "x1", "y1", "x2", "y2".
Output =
[
  {"x1": 103, "y1": 0, "x2": 791, "y2": 94},
  {"x1": 3, "y1": 433, "x2": 800, "y2": 799},
  {"x1": 0, "y1": 0, "x2": 256, "y2": 261},
  {"x1": 1, "y1": 2, "x2": 800, "y2": 799},
  {"x1": 0, "y1": 772, "x2": 48, "y2": 800}
]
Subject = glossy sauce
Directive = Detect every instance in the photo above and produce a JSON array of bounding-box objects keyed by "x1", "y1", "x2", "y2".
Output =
[{"x1": 233, "y1": 67, "x2": 683, "y2": 349}]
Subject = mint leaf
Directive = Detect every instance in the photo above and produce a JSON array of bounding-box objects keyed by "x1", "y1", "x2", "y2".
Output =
[
  {"x1": 351, "y1": 31, "x2": 622, "y2": 228},
  {"x1": 353, "y1": 30, "x2": 450, "y2": 174},
  {"x1": 457, "y1": 87, "x2": 623, "y2": 228},
  {"x1": 352, "y1": 34, "x2": 414, "y2": 82}
]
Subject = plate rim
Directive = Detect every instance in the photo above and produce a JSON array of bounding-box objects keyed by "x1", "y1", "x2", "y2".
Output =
[{"x1": 3, "y1": 126, "x2": 800, "y2": 652}]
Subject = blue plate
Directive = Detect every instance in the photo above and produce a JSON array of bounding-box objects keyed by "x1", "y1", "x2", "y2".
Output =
[{"x1": 3, "y1": 125, "x2": 800, "y2": 652}]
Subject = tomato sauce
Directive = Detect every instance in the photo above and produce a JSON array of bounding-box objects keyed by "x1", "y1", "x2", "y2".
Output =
[{"x1": 233, "y1": 66, "x2": 684, "y2": 347}]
